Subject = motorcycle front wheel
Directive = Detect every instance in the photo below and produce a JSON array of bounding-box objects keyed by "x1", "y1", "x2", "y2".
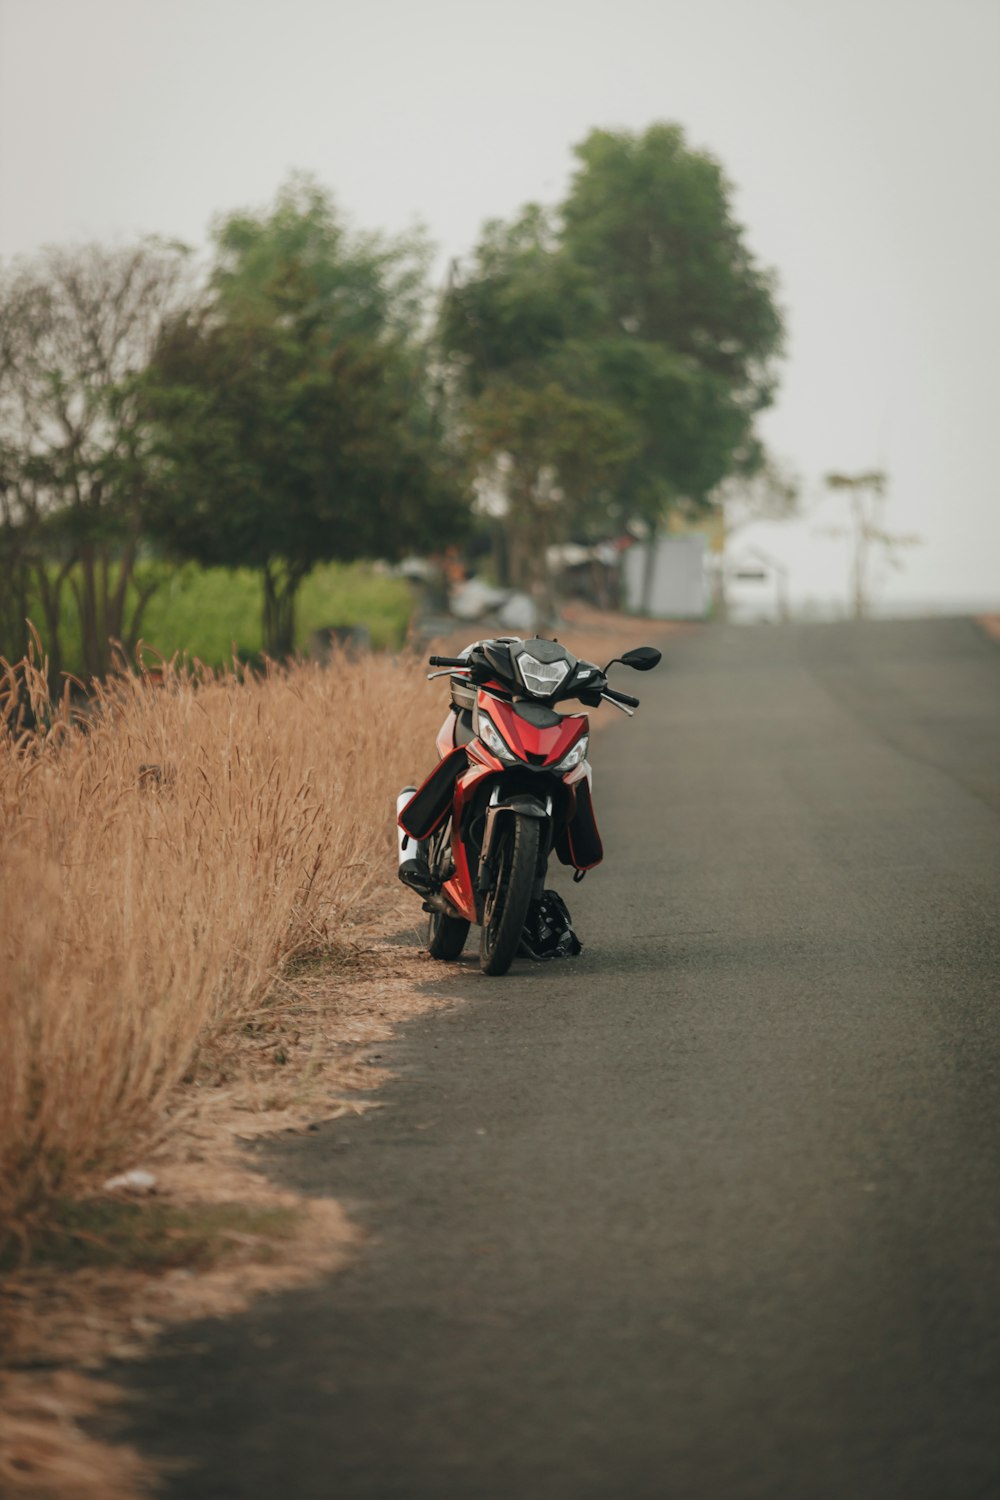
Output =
[{"x1": 480, "y1": 813, "x2": 540, "y2": 976}]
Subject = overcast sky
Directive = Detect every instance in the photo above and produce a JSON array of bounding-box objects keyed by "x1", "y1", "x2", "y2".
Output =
[{"x1": 1, "y1": 0, "x2": 997, "y2": 613}]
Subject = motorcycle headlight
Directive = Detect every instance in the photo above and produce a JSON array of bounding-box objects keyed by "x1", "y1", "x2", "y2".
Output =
[
  {"x1": 478, "y1": 712, "x2": 517, "y2": 763},
  {"x1": 554, "y1": 734, "x2": 589, "y2": 773},
  {"x1": 517, "y1": 653, "x2": 570, "y2": 698}
]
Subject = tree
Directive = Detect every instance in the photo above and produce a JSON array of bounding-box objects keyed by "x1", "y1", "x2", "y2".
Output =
[
  {"x1": 715, "y1": 454, "x2": 800, "y2": 534},
  {"x1": 708, "y1": 453, "x2": 800, "y2": 618},
  {"x1": 0, "y1": 241, "x2": 192, "y2": 678},
  {"x1": 562, "y1": 127, "x2": 783, "y2": 536},
  {"x1": 466, "y1": 379, "x2": 637, "y2": 619},
  {"x1": 439, "y1": 208, "x2": 638, "y2": 617},
  {"x1": 440, "y1": 126, "x2": 785, "y2": 615},
  {"x1": 145, "y1": 179, "x2": 467, "y2": 656},
  {"x1": 823, "y1": 470, "x2": 918, "y2": 618},
  {"x1": 438, "y1": 206, "x2": 602, "y2": 397}
]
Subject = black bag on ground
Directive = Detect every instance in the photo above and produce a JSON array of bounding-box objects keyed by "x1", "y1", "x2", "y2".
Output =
[{"x1": 520, "y1": 890, "x2": 583, "y2": 961}]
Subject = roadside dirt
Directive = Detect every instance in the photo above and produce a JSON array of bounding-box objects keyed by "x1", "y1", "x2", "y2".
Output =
[{"x1": 0, "y1": 934, "x2": 452, "y2": 1500}]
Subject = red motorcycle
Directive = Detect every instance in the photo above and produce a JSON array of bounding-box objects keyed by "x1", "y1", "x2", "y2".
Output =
[{"x1": 396, "y1": 635, "x2": 661, "y2": 975}]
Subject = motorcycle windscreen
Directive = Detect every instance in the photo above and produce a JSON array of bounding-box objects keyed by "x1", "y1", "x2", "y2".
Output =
[
  {"x1": 398, "y1": 746, "x2": 467, "y2": 840},
  {"x1": 555, "y1": 777, "x2": 603, "y2": 870}
]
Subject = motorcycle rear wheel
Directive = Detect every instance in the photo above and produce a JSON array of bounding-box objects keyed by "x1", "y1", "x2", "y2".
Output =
[
  {"x1": 426, "y1": 818, "x2": 469, "y2": 960},
  {"x1": 428, "y1": 908, "x2": 470, "y2": 960},
  {"x1": 480, "y1": 813, "x2": 540, "y2": 976}
]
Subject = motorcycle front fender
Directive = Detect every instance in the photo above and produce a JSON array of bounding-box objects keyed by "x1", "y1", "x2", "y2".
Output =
[{"x1": 478, "y1": 791, "x2": 552, "y2": 888}]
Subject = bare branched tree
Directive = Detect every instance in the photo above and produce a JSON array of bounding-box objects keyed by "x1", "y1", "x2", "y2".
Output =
[
  {"x1": 823, "y1": 471, "x2": 919, "y2": 619},
  {"x1": 715, "y1": 454, "x2": 800, "y2": 536},
  {"x1": 709, "y1": 454, "x2": 800, "y2": 617},
  {"x1": 0, "y1": 240, "x2": 193, "y2": 679}
]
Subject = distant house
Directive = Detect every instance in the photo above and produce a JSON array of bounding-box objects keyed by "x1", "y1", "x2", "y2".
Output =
[{"x1": 622, "y1": 536, "x2": 708, "y2": 619}]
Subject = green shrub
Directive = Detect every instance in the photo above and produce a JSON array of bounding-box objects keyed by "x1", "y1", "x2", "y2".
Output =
[{"x1": 19, "y1": 561, "x2": 415, "y2": 673}]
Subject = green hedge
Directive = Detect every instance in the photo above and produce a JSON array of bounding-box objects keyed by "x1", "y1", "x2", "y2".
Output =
[{"x1": 15, "y1": 561, "x2": 415, "y2": 673}]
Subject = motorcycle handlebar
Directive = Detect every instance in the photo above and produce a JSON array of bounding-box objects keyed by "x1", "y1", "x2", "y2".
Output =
[
  {"x1": 426, "y1": 655, "x2": 640, "y2": 708},
  {"x1": 604, "y1": 686, "x2": 640, "y2": 708}
]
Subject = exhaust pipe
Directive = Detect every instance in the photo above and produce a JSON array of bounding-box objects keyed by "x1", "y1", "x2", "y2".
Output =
[{"x1": 396, "y1": 787, "x2": 417, "y2": 871}]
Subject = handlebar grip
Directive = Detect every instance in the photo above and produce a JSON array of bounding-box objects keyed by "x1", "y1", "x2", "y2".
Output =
[
  {"x1": 427, "y1": 655, "x2": 467, "y2": 668},
  {"x1": 605, "y1": 687, "x2": 640, "y2": 708}
]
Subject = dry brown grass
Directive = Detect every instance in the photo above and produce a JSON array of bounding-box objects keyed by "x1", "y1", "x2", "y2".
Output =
[
  {"x1": 0, "y1": 1372, "x2": 154, "y2": 1500},
  {"x1": 0, "y1": 642, "x2": 448, "y2": 1252}
]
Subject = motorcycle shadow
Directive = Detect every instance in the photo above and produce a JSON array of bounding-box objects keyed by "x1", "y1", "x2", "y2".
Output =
[{"x1": 412, "y1": 933, "x2": 694, "y2": 988}]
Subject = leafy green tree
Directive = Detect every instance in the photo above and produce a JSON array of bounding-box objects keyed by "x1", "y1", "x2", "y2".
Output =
[
  {"x1": 439, "y1": 208, "x2": 637, "y2": 616},
  {"x1": 439, "y1": 206, "x2": 601, "y2": 395},
  {"x1": 145, "y1": 179, "x2": 467, "y2": 656},
  {"x1": 561, "y1": 123, "x2": 784, "y2": 520},
  {"x1": 440, "y1": 126, "x2": 784, "y2": 614},
  {"x1": 467, "y1": 378, "x2": 637, "y2": 617}
]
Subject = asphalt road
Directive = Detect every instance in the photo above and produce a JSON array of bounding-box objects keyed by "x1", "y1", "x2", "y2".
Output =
[{"x1": 119, "y1": 619, "x2": 1000, "y2": 1499}]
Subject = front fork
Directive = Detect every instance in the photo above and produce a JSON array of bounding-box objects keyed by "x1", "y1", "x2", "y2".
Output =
[{"x1": 477, "y1": 787, "x2": 553, "y2": 904}]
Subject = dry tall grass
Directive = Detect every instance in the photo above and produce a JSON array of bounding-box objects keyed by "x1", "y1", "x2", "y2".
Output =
[{"x1": 0, "y1": 645, "x2": 444, "y2": 1252}]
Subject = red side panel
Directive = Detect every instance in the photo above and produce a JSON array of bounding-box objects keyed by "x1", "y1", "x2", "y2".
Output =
[
  {"x1": 398, "y1": 747, "x2": 467, "y2": 840},
  {"x1": 440, "y1": 761, "x2": 505, "y2": 922},
  {"x1": 555, "y1": 776, "x2": 603, "y2": 870}
]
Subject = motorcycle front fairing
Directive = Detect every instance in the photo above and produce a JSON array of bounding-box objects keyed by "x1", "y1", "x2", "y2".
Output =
[
  {"x1": 440, "y1": 690, "x2": 602, "y2": 922},
  {"x1": 474, "y1": 695, "x2": 602, "y2": 870}
]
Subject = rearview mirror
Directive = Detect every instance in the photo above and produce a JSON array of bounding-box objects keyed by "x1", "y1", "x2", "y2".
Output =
[{"x1": 612, "y1": 646, "x2": 662, "y2": 672}]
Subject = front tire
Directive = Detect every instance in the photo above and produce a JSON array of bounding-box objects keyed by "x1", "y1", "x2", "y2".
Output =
[{"x1": 480, "y1": 814, "x2": 540, "y2": 976}]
